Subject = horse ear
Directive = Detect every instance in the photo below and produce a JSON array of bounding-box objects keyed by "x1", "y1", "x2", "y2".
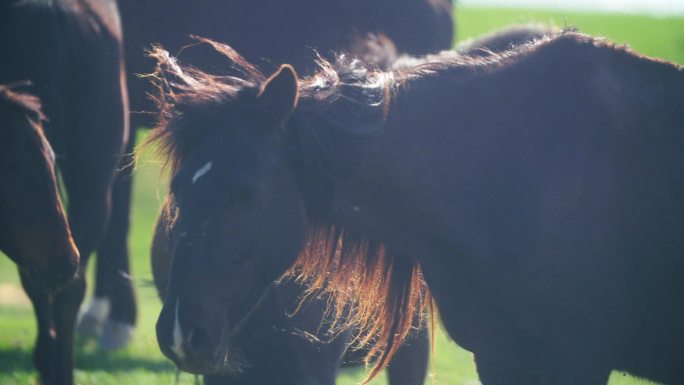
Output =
[{"x1": 257, "y1": 64, "x2": 299, "y2": 129}]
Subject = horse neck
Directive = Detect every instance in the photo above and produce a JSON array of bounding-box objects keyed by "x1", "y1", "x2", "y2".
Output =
[{"x1": 286, "y1": 110, "x2": 448, "y2": 261}]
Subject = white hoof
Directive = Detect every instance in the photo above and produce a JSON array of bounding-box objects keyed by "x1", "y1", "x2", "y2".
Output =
[
  {"x1": 98, "y1": 319, "x2": 135, "y2": 350},
  {"x1": 76, "y1": 297, "x2": 110, "y2": 338}
]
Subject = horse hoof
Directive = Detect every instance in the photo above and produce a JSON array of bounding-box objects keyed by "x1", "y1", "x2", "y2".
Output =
[
  {"x1": 98, "y1": 320, "x2": 134, "y2": 350},
  {"x1": 76, "y1": 297, "x2": 110, "y2": 338}
]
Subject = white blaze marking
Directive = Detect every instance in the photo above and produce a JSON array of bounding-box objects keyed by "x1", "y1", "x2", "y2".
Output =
[
  {"x1": 171, "y1": 299, "x2": 185, "y2": 360},
  {"x1": 191, "y1": 161, "x2": 213, "y2": 184}
]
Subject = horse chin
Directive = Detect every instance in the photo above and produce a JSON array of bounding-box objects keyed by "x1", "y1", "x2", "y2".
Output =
[{"x1": 213, "y1": 346, "x2": 249, "y2": 376}]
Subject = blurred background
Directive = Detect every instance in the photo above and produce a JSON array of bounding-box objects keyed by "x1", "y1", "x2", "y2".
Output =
[
  {"x1": 1, "y1": 1, "x2": 682, "y2": 384},
  {"x1": 461, "y1": 0, "x2": 684, "y2": 16}
]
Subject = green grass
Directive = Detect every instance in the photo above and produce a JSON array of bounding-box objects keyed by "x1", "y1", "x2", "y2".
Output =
[
  {"x1": 457, "y1": 6, "x2": 684, "y2": 65},
  {"x1": 1, "y1": 6, "x2": 682, "y2": 385}
]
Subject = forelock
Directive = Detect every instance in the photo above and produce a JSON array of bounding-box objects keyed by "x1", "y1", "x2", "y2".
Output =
[{"x1": 146, "y1": 39, "x2": 266, "y2": 174}]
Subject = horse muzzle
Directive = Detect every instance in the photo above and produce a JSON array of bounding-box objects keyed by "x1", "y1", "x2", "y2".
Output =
[{"x1": 157, "y1": 298, "x2": 229, "y2": 375}]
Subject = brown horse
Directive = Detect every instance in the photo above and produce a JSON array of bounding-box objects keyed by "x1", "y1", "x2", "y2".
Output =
[
  {"x1": 0, "y1": 85, "x2": 79, "y2": 291},
  {"x1": 145, "y1": 25, "x2": 551, "y2": 385},
  {"x1": 0, "y1": 1, "x2": 128, "y2": 384},
  {"x1": 149, "y1": 32, "x2": 684, "y2": 384},
  {"x1": 82, "y1": 0, "x2": 454, "y2": 350}
]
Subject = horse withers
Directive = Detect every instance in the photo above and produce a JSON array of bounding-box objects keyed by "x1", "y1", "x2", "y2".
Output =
[
  {"x1": 149, "y1": 31, "x2": 684, "y2": 384},
  {"x1": 0, "y1": 85, "x2": 78, "y2": 291}
]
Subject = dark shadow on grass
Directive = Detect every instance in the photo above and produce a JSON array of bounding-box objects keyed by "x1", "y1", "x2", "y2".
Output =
[{"x1": 0, "y1": 347, "x2": 175, "y2": 373}]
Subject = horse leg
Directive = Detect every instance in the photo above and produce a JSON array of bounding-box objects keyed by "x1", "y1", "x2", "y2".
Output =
[
  {"x1": 51, "y1": 274, "x2": 87, "y2": 385},
  {"x1": 20, "y1": 267, "x2": 86, "y2": 385},
  {"x1": 50, "y1": 158, "x2": 118, "y2": 385},
  {"x1": 386, "y1": 325, "x2": 429, "y2": 385},
  {"x1": 83, "y1": 133, "x2": 137, "y2": 349},
  {"x1": 475, "y1": 353, "x2": 542, "y2": 385},
  {"x1": 19, "y1": 118, "x2": 121, "y2": 385},
  {"x1": 45, "y1": 174, "x2": 110, "y2": 385},
  {"x1": 53, "y1": 68, "x2": 126, "y2": 384},
  {"x1": 19, "y1": 270, "x2": 57, "y2": 384}
]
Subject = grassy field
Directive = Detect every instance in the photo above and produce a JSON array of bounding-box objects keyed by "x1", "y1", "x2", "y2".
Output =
[{"x1": 1, "y1": 6, "x2": 682, "y2": 385}]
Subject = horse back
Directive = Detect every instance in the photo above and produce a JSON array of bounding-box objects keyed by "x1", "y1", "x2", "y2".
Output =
[{"x1": 385, "y1": 33, "x2": 684, "y2": 377}]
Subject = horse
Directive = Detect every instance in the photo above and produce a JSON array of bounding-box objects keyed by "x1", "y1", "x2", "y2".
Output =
[
  {"x1": 149, "y1": 31, "x2": 684, "y2": 385},
  {"x1": 0, "y1": 1, "x2": 128, "y2": 384},
  {"x1": 150, "y1": 199, "x2": 429, "y2": 384},
  {"x1": 145, "y1": 25, "x2": 560, "y2": 383},
  {"x1": 0, "y1": 85, "x2": 79, "y2": 291},
  {"x1": 145, "y1": 25, "x2": 555, "y2": 383},
  {"x1": 79, "y1": 0, "x2": 455, "y2": 349}
]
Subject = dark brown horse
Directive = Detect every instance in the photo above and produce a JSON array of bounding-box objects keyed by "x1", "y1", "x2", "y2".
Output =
[
  {"x1": 146, "y1": 27, "x2": 555, "y2": 383},
  {"x1": 81, "y1": 0, "x2": 455, "y2": 349},
  {"x1": 151, "y1": 205, "x2": 429, "y2": 384},
  {"x1": 144, "y1": 25, "x2": 550, "y2": 384},
  {"x1": 0, "y1": 85, "x2": 79, "y2": 291},
  {"x1": 149, "y1": 31, "x2": 684, "y2": 384},
  {"x1": 0, "y1": 1, "x2": 128, "y2": 384}
]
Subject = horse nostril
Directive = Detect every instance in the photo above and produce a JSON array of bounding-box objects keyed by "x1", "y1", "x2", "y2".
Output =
[{"x1": 186, "y1": 326, "x2": 213, "y2": 353}]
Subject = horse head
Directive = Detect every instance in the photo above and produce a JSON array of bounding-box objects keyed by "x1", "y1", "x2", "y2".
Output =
[
  {"x1": 0, "y1": 85, "x2": 78, "y2": 291},
  {"x1": 150, "y1": 52, "x2": 308, "y2": 373}
]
